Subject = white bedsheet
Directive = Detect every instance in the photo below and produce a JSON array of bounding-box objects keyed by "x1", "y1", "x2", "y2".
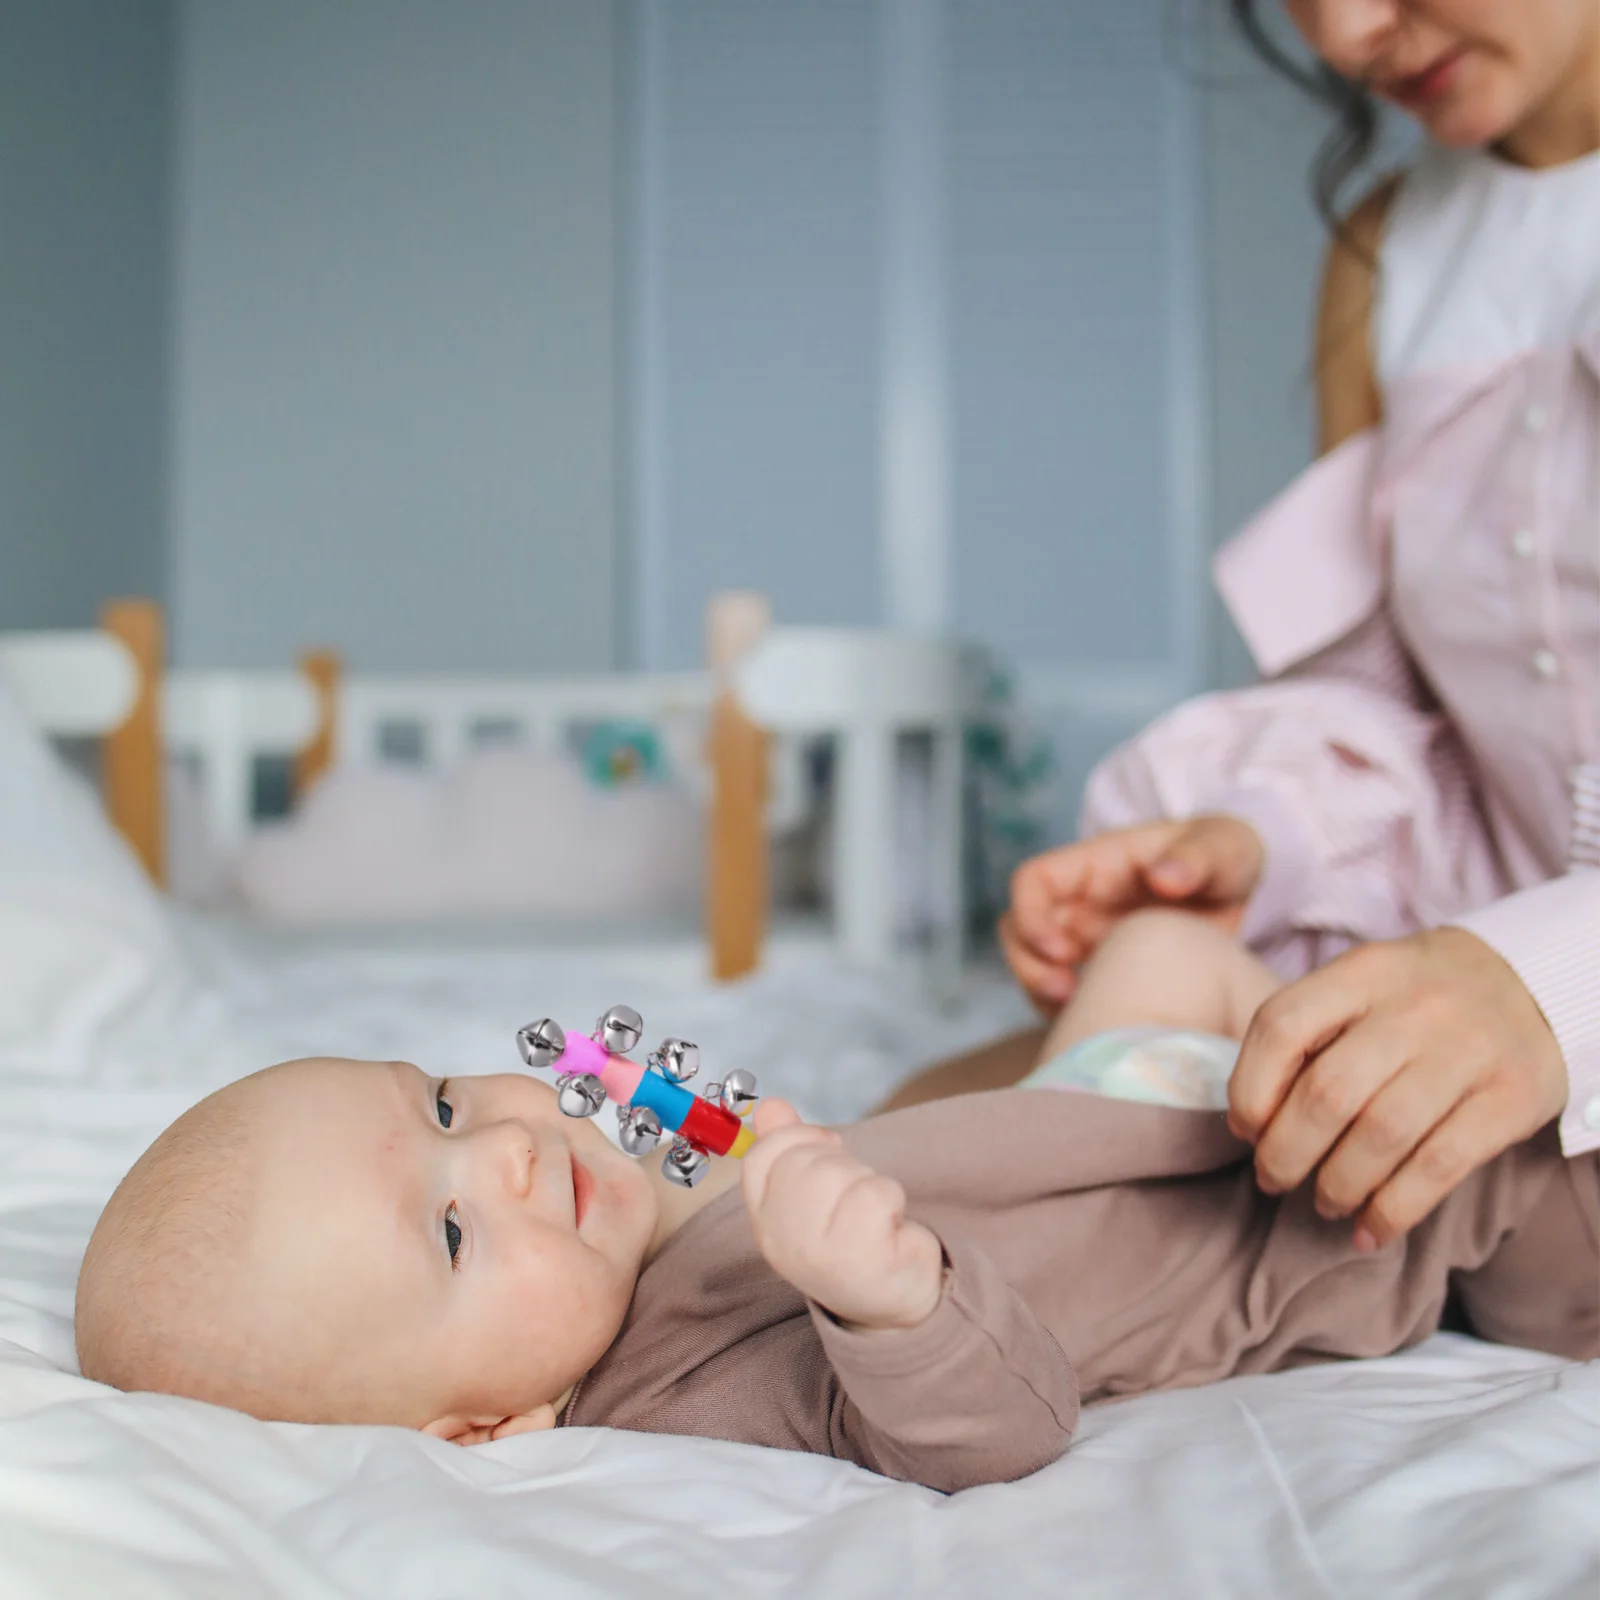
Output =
[{"x1": 1, "y1": 916, "x2": 1596, "y2": 1598}]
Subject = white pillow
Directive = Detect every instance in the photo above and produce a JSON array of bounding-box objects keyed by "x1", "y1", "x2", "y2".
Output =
[
  {"x1": 0, "y1": 681, "x2": 194, "y2": 1076},
  {"x1": 235, "y1": 745, "x2": 704, "y2": 923}
]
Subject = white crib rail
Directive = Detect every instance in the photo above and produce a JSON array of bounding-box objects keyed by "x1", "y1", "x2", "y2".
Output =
[
  {"x1": 0, "y1": 631, "x2": 139, "y2": 736},
  {"x1": 737, "y1": 630, "x2": 984, "y2": 972},
  {"x1": 335, "y1": 672, "x2": 713, "y2": 769},
  {"x1": 4, "y1": 625, "x2": 982, "y2": 971},
  {"x1": 326, "y1": 674, "x2": 823, "y2": 842},
  {"x1": 162, "y1": 669, "x2": 719, "y2": 853},
  {"x1": 157, "y1": 633, "x2": 982, "y2": 972},
  {"x1": 164, "y1": 671, "x2": 321, "y2": 853}
]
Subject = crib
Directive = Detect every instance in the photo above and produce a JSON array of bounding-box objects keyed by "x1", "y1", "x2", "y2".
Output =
[{"x1": 0, "y1": 598, "x2": 984, "y2": 981}]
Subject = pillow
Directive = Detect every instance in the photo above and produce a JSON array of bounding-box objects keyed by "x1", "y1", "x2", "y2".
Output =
[
  {"x1": 0, "y1": 680, "x2": 194, "y2": 1077},
  {"x1": 235, "y1": 745, "x2": 704, "y2": 923}
]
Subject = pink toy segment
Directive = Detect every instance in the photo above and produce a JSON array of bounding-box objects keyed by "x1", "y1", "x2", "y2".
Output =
[
  {"x1": 561, "y1": 1032, "x2": 645, "y2": 1103},
  {"x1": 598, "y1": 1056, "x2": 646, "y2": 1104},
  {"x1": 559, "y1": 1033, "x2": 610, "y2": 1076}
]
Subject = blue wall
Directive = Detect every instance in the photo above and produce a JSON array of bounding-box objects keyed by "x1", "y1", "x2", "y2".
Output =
[
  {"x1": 0, "y1": 0, "x2": 173, "y2": 630},
  {"x1": 623, "y1": 0, "x2": 886, "y2": 666},
  {"x1": 627, "y1": 2, "x2": 1198, "y2": 692},
  {"x1": 0, "y1": 0, "x2": 1353, "y2": 769},
  {"x1": 170, "y1": 0, "x2": 618, "y2": 672}
]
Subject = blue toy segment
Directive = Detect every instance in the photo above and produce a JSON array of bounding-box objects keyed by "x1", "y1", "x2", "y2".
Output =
[{"x1": 627, "y1": 1066, "x2": 695, "y2": 1133}]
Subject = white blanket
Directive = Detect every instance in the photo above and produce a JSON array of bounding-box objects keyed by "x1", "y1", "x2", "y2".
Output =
[
  {"x1": 0, "y1": 683, "x2": 198, "y2": 1080},
  {"x1": 1, "y1": 919, "x2": 1596, "y2": 1597}
]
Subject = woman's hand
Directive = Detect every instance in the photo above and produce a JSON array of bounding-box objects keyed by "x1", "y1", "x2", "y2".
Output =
[
  {"x1": 998, "y1": 815, "x2": 1266, "y2": 1012},
  {"x1": 741, "y1": 1100, "x2": 943, "y2": 1331},
  {"x1": 1228, "y1": 928, "x2": 1569, "y2": 1249}
]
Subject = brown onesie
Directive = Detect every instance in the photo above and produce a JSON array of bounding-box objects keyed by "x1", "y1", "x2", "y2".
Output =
[{"x1": 563, "y1": 1090, "x2": 1600, "y2": 1492}]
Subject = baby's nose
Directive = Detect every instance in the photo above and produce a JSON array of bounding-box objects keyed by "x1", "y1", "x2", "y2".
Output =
[{"x1": 483, "y1": 1118, "x2": 539, "y2": 1198}]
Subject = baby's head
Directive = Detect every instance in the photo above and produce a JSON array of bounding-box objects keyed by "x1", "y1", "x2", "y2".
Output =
[{"x1": 75, "y1": 1058, "x2": 658, "y2": 1443}]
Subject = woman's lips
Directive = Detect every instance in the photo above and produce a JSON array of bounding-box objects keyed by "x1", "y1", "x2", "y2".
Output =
[{"x1": 1390, "y1": 48, "x2": 1466, "y2": 109}]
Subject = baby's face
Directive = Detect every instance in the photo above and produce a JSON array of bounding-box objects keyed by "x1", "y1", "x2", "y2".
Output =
[{"x1": 247, "y1": 1058, "x2": 657, "y2": 1437}]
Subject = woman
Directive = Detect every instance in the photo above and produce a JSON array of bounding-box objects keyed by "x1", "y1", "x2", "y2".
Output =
[{"x1": 887, "y1": 0, "x2": 1599, "y2": 1257}]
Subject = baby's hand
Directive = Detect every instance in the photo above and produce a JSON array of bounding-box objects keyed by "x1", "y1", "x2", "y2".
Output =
[{"x1": 741, "y1": 1100, "x2": 944, "y2": 1331}]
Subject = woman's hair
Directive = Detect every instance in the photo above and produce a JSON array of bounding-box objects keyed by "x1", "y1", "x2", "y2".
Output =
[{"x1": 1229, "y1": 0, "x2": 1381, "y2": 235}]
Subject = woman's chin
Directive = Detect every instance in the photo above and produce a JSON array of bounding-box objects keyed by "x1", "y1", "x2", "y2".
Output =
[
  {"x1": 1426, "y1": 110, "x2": 1517, "y2": 149},
  {"x1": 1409, "y1": 79, "x2": 1524, "y2": 153}
]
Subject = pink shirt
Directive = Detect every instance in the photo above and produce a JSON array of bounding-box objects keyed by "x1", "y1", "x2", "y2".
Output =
[
  {"x1": 1083, "y1": 348, "x2": 1600, "y2": 1155},
  {"x1": 1082, "y1": 145, "x2": 1600, "y2": 1157}
]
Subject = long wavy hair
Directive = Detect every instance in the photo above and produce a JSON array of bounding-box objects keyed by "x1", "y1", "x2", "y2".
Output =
[{"x1": 1228, "y1": 0, "x2": 1382, "y2": 234}]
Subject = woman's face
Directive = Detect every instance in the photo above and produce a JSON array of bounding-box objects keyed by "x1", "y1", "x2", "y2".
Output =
[{"x1": 1282, "y1": 0, "x2": 1599, "y2": 151}]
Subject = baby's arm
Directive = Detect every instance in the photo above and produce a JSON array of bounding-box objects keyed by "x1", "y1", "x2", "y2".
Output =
[
  {"x1": 1041, "y1": 907, "x2": 1282, "y2": 1058},
  {"x1": 742, "y1": 1100, "x2": 944, "y2": 1329},
  {"x1": 742, "y1": 1101, "x2": 1078, "y2": 1490}
]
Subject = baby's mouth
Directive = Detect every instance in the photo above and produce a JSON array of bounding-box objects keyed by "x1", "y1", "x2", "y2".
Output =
[{"x1": 572, "y1": 1157, "x2": 594, "y2": 1229}]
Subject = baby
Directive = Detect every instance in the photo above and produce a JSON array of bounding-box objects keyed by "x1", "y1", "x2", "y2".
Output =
[{"x1": 76, "y1": 912, "x2": 1598, "y2": 1492}]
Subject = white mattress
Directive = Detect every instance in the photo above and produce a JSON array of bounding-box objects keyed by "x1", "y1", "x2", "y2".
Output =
[{"x1": 2, "y1": 915, "x2": 1596, "y2": 1598}]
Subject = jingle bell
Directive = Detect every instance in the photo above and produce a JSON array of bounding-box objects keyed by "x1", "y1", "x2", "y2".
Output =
[
  {"x1": 716, "y1": 1068, "x2": 759, "y2": 1116},
  {"x1": 596, "y1": 1004, "x2": 644, "y2": 1056},
  {"x1": 517, "y1": 1017, "x2": 567, "y2": 1070},
  {"x1": 650, "y1": 1037, "x2": 700, "y2": 1083},
  {"x1": 661, "y1": 1137, "x2": 709, "y2": 1187},
  {"x1": 556, "y1": 1072, "x2": 606, "y2": 1119},
  {"x1": 618, "y1": 1104, "x2": 663, "y2": 1155}
]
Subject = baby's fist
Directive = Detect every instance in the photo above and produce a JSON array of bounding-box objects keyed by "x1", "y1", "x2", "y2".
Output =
[{"x1": 741, "y1": 1101, "x2": 944, "y2": 1331}]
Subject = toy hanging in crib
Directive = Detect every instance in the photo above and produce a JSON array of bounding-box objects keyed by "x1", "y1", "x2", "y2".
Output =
[{"x1": 516, "y1": 1005, "x2": 758, "y2": 1187}]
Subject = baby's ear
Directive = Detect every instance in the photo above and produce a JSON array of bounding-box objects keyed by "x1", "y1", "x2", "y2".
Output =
[{"x1": 421, "y1": 1404, "x2": 558, "y2": 1447}]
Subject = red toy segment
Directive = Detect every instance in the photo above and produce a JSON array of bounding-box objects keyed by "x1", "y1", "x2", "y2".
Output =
[{"x1": 679, "y1": 1095, "x2": 743, "y2": 1156}]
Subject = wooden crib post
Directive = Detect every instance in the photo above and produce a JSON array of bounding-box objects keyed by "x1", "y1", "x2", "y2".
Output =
[
  {"x1": 293, "y1": 649, "x2": 341, "y2": 800},
  {"x1": 706, "y1": 594, "x2": 772, "y2": 982},
  {"x1": 100, "y1": 598, "x2": 166, "y2": 886}
]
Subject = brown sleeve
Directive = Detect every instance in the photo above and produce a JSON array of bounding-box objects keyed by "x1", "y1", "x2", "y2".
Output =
[{"x1": 807, "y1": 1234, "x2": 1079, "y2": 1492}]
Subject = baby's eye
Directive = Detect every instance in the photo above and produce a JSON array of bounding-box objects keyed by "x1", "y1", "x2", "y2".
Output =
[
  {"x1": 444, "y1": 1203, "x2": 462, "y2": 1268},
  {"x1": 435, "y1": 1083, "x2": 453, "y2": 1129}
]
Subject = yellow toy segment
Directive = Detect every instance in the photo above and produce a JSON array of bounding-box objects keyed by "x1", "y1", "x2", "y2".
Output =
[{"x1": 729, "y1": 1124, "x2": 756, "y2": 1159}]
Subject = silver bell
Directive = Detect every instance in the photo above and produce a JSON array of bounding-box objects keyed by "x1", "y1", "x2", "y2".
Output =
[
  {"x1": 715, "y1": 1068, "x2": 759, "y2": 1116},
  {"x1": 661, "y1": 1137, "x2": 709, "y2": 1188},
  {"x1": 595, "y1": 1004, "x2": 644, "y2": 1056},
  {"x1": 650, "y1": 1037, "x2": 700, "y2": 1083},
  {"x1": 617, "y1": 1104, "x2": 663, "y2": 1156},
  {"x1": 517, "y1": 1017, "x2": 567, "y2": 1070},
  {"x1": 556, "y1": 1072, "x2": 606, "y2": 1119}
]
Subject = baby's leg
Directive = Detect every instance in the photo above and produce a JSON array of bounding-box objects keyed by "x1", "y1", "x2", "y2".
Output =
[
  {"x1": 1040, "y1": 908, "x2": 1279, "y2": 1058},
  {"x1": 872, "y1": 910, "x2": 1278, "y2": 1116}
]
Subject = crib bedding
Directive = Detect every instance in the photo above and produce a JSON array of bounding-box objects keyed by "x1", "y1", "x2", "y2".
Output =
[{"x1": 1, "y1": 916, "x2": 1595, "y2": 1598}]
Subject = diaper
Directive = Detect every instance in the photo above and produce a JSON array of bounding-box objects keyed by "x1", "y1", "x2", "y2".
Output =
[{"x1": 1020, "y1": 1027, "x2": 1240, "y2": 1112}]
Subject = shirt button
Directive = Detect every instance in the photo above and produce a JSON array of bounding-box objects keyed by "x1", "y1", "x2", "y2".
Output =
[
  {"x1": 1585, "y1": 1097, "x2": 1600, "y2": 1133},
  {"x1": 1524, "y1": 404, "x2": 1547, "y2": 433},
  {"x1": 1533, "y1": 649, "x2": 1560, "y2": 679},
  {"x1": 1511, "y1": 528, "x2": 1535, "y2": 557}
]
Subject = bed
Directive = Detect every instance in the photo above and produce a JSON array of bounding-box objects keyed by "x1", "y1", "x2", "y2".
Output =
[{"x1": 0, "y1": 617, "x2": 1595, "y2": 1598}]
